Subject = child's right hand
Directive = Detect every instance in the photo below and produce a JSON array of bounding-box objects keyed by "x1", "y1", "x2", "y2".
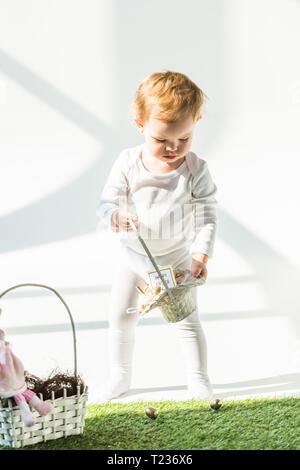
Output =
[{"x1": 111, "y1": 209, "x2": 139, "y2": 232}]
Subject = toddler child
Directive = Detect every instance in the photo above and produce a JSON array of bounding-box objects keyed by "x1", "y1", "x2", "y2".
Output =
[{"x1": 96, "y1": 70, "x2": 218, "y2": 401}]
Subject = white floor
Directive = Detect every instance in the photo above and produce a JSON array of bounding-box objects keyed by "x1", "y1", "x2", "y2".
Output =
[{"x1": 1, "y1": 231, "x2": 300, "y2": 405}]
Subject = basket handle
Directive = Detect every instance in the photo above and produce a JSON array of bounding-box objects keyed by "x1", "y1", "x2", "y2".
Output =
[
  {"x1": 0, "y1": 283, "x2": 77, "y2": 378},
  {"x1": 128, "y1": 220, "x2": 181, "y2": 315}
]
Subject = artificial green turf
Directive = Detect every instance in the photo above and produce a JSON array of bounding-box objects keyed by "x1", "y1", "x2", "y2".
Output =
[{"x1": 1, "y1": 397, "x2": 300, "y2": 450}]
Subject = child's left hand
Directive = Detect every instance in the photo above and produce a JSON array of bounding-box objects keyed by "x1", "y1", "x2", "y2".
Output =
[{"x1": 190, "y1": 253, "x2": 209, "y2": 279}]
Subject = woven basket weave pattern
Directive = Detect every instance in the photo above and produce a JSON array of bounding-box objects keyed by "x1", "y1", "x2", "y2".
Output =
[
  {"x1": 0, "y1": 388, "x2": 88, "y2": 448},
  {"x1": 154, "y1": 287, "x2": 196, "y2": 323},
  {"x1": 0, "y1": 387, "x2": 88, "y2": 448}
]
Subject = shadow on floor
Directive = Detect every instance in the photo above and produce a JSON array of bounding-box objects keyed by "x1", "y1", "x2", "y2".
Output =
[{"x1": 117, "y1": 373, "x2": 300, "y2": 400}]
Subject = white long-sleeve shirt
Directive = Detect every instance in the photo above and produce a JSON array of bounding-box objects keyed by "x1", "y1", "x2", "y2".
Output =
[{"x1": 97, "y1": 143, "x2": 218, "y2": 258}]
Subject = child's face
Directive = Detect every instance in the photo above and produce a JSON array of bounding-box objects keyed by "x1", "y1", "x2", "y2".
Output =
[{"x1": 136, "y1": 112, "x2": 199, "y2": 165}]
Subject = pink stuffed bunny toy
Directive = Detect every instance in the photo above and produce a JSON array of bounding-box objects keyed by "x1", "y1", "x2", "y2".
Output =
[{"x1": 0, "y1": 308, "x2": 53, "y2": 427}]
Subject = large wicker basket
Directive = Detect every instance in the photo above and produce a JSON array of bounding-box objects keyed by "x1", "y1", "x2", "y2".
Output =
[
  {"x1": 128, "y1": 220, "x2": 206, "y2": 323},
  {"x1": 0, "y1": 283, "x2": 88, "y2": 449}
]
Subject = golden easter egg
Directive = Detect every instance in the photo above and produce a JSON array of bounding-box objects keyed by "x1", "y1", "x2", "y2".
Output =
[
  {"x1": 210, "y1": 398, "x2": 222, "y2": 410},
  {"x1": 145, "y1": 406, "x2": 159, "y2": 420}
]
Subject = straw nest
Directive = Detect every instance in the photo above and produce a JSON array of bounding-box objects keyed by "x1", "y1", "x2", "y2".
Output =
[{"x1": 0, "y1": 369, "x2": 85, "y2": 408}]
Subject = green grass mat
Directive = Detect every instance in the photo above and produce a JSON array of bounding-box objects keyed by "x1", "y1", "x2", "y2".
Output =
[{"x1": 1, "y1": 397, "x2": 300, "y2": 450}]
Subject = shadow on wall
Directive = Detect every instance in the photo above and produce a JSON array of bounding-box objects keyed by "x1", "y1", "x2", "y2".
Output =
[
  {"x1": 0, "y1": 48, "x2": 119, "y2": 253},
  {"x1": 219, "y1": 209, "x2": 300, "y2": 342},
  {"x1": 0, "y1": 0, "x2": 228, "y2": 254}
]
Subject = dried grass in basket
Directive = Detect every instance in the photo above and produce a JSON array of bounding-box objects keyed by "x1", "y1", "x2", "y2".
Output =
[{"x1": 0, "y1": 283, "x2": 88, "y2": 449}]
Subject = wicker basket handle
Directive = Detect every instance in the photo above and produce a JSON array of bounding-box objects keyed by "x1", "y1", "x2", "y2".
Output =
[{"x1": 0, "y1": 283, "x2": 77, "y2": 378}]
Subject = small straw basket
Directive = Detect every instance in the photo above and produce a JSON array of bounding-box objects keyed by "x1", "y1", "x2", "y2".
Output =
[
  {"x1": 128, "y1": 220, "x2": 206, "y2": 323},
  {"x1": 0, "y1": 283, "x2": 88, "y2": 449}
]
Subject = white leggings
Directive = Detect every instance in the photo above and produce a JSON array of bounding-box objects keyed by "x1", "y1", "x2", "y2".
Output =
[{"x1": 107, "y1": 243, "x2": 209, "y2": 392}]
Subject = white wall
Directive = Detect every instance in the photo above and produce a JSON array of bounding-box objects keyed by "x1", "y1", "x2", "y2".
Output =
[{"x1": 0, "y1": 0, "x2": 299, "y2": 397}]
